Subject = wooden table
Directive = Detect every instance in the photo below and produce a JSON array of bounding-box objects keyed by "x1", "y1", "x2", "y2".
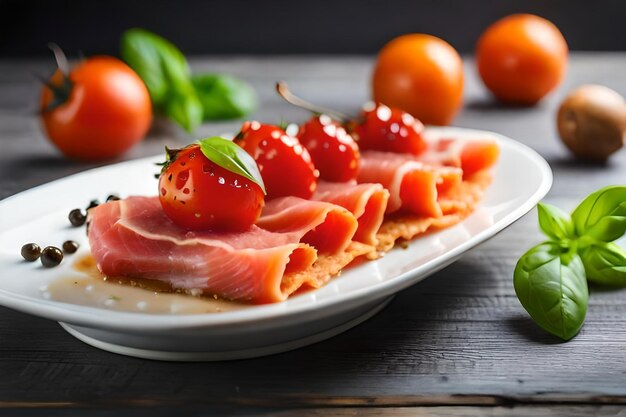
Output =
[{"x1": 1, "y1": 54, "x2": 626, "y2": 416}]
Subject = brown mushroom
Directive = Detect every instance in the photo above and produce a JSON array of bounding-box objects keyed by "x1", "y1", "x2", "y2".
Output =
[{"x1": 557, "y1": 84, "x2": 626, "y2": 161}]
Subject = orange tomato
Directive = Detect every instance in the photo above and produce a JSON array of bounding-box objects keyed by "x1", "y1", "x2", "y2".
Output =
[
  {"x1": 372, "y1": 34, "x2": 464, "y2": 126},
  {"x1": 476, "y1": 14, "x2": 568, "y2": 105},
  {"x1": 40, "y1": 56, "x2": 152, "y2": 161}
]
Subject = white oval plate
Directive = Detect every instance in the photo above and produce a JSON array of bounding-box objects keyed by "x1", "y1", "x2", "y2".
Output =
[{"x1": 0, "y1": 127, "x2": 551, "y2": 360}]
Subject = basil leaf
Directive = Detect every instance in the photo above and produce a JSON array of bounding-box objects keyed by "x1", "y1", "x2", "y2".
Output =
[
  {"x1": 514, "y1": 242, "x2": 588, "y2": 340},
  {"x1": 571, "y1": 186, "x2": 626, "y2": 242},
  {"x1": 164, "y1": 92, "x2": 203, "y2": 133},
  {"x1": 537, "y1": 202, "x2": 575, "y2": 241},
  {"x1": 199, "y1": 137, "x2": 266, "y2": 194},
  {"x1": 580, "y1": 242, "x2": 626, "y2": 286},
  {"x1": 192, "y1": 73, "x2": 258, "y2": 120},
  {"x1": 121, "y1": 28, "x2": 192, "y2": 107}
]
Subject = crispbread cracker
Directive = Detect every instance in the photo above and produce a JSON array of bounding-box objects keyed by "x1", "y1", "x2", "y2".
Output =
[
  {"x1": 376, "y1": 171, "x2": 492, "y2": 252},
  {"x1": 282, "y1": 241, "x2": 374, "y2": 296},
  {"x1": 282, "y1": 171, "x2": 491, "y2": 297}
]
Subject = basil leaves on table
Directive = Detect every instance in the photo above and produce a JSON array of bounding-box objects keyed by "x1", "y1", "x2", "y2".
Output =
[
  {"x1": 121, "y1": 29, "x2": 257, "y2": 132},
  {"x1": 120, "y1": 28, "x2": 191, "y2": 106},
  {"x1": 514, "y1": 243, "x2": 587, "y2": 341},
  {"x1": 514, "y1": 186, "x2": 626, "y2": 340},
  {"x1": 571, "y1": 186, "x2": 626, "y2": 242},
  {"x1": 537, "y1": 202, "x2": 575, "y2": 241},
  {"x1": 192, "y1": 74, "x2": 258, "y2": 120},
  {"x1": 164, "y1": 91, "x2": 204, "y2": 133},
  {"x1": 580, "y1": 242, "x2": 626, "y2": 285}
]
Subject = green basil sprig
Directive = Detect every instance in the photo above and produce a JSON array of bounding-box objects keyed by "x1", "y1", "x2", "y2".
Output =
[
  {"x1": 120, "y1": 29, "x2": 257, "y2": 132},
  {"x1": 164, "y1": 91, "x2": 204, "y2": 133},
  {"x1": 571, "y1": 187, "x2": 626, "y2": 242},
  {"x1": 537, "y1": 203, "x2": 575, "y2": 241},
  {"x1": 514, "y1": 242, "x2": 587, "y2": 340},
  {"x1": 580, "y1": 242, "x2": 626, "y2": 285},
  {"x1": 120, "y1": 28, "x2": 191, "y2": 105},
  {"x1": 198, "y1": 137, "x2": 266, "y2": 194},
  {"x1": 192, "y1": 74, "x2": 258, "y2": 120},
  {"x1": 514, "y1": 185, "x2": 626, "y2": 340}
]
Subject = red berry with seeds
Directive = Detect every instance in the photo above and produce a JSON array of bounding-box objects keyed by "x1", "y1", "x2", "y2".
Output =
[
  {"x1": 235, "y1": 121, "x2": 319, "y2": 199},
  {"x1": 352, "y1": 103, "x2": 426, "y2": 155},
  {"x1": 158, "y1": 140, "x2": 265, "y2": 231},
  {"x1": 297, "y1": 115, "x2": 360, "y2": 182}
]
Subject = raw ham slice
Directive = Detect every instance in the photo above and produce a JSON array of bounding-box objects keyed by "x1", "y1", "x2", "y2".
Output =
[
  {"x1": 358, "y1": 151, "x2": 463, "y2": 217},
  {"x1": 375, "y1": 171, "x2": 492, "y2": 251},
  {"x1": 313, "y1": 181, "x2": 389, "y2": 247},
  {"x1": 418, "y1": 136, "x2": 500, "y2": 178},
  {"x1": 257, "y1": 196, "x2": 359, "y2": 254},
  {"x1": 357, "y1": 141, "x2": 495, "y2": 251},
  {"x1": 88, "y1": 196, "x2": 368, "y2": 303},
  {"x1": 258, "y1": 197, "x2": 373, "y2": 293}
]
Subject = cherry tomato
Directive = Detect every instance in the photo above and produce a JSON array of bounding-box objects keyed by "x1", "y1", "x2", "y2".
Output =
[
  {"x1": 297, "y1": 115, "x2": 360, "y2": 182},
  {"x1": 40, "y1": 56, "x2": 152, "y2": 161},
  {"x1": 235, "y1": 121, "x2": 319, "y2": 199},
  {"x1": 158, "y1": 145, "x2": 264, "y2": 231},
  {"x1": 372, "y1": 34, "x2": 464, "y2": 126},
  {"x1": 476, "y1": 14, "x2": 568, "y2": 105},
  {"x1": 351, "y1": 103, "x2": 426, "y2": 155}
]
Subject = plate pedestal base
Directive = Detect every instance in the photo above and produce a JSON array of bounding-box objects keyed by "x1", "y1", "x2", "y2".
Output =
[{"x1": 59, "y1": 296, "x2": 394, "y2": 361}]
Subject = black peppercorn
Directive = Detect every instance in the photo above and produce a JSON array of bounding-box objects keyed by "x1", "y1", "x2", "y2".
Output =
[
  {"x1": 62, "y1": 240, "x2": 79, "y2": 254},
  {"x1": 68, "y1": 209, "x2": 86, "y2": 227},
  {"x1": 41, "y1": 246, "x2": 63, "y2": 268},
  {"x1": 21, "y1": 243, "x2": 41, "y2": 262},
  {"x1": 86, "y1": 200, "x2": 100, "y2": 210},
  {"x1": 106, "y1": 194, "x2": 120, "y2": 202}
]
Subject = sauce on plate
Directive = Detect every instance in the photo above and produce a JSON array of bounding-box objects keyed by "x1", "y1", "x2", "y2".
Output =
[{"x1": 43, "y1": 255, "x2": 245, "y2": 314}]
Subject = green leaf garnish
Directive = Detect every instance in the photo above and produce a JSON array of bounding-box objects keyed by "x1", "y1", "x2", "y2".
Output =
[
  {"x1": 191, "y1": 73, "x2": 258, "y2": 120},
  {"x1": 198, "y1": 137, "x2": 266, "y2": 194},
  {"x1": 537, "y1": 202, "x2": 575, "y2": 241},
  {"x1": 121, "y1": 28, "x2": 192, "y2": 107},
  {"x1": 580, "y1": 242, "x2": 626, "y2": 286},
  {"x1": 121, "y1": 29, "x2": 259, "y2": 131},
  {"x1": 164, "y1": 91, "x2": 204, "y2": 132},
  {"x1": 514, "y1": 242, "x2": 587, "y2": 341},
  {"x1": 571, "y1": 186, "x2": 626, "y2": 242},
  {"x1": 514, "y1": 185, "x2": 626, "y2": 341}
]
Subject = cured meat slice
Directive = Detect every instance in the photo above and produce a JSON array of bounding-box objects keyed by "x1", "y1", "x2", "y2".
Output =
[
  {"x1": 375, "y1": 170, "x2": 493, "y2": 251},
  {"x1": 357, "y1": 140, "x2": 495, "y2": 252},
  {"x1": 358, "y1": 151, "x2": 463, "y2": 217},
  {"x1": 314, "y1": 181, "x2": 389, "y2": 247},
  {"x1": 257, "y1": 196, "x2": 359, "y2": 254},
  {"x1": 418, "y1": 136, "x2": 500, "y2": 177},
  {"x1": 88, "y1": 196, "x2": 365, "y2": 303}
]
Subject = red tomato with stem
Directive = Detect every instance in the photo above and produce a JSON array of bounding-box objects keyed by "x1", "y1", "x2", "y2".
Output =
[
  {"x1": 351, "y1": 103, "x2": 426, "y2": 155},
  {"x1": 297, "y1": 115, "x2": 360, "y2": 182},
  {"x1": 40, "y1": 55, "x2": 152, "y2": 161}
]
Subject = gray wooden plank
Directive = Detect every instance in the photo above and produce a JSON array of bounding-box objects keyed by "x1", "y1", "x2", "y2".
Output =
[
  {"x1": 2, "y1": 405, "x2": 626, "y2": 417},
  {"x1": 263, "y1": 406, "x2": 626, "y2": 417},
  {"x1": 0, "y1": 54, "x2": 625, "y2": 409}
]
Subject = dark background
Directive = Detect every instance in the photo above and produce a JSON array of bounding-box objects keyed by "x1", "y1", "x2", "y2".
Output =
[{"x1": 1, "y1": 0, "x2": 625, "y2": 57}]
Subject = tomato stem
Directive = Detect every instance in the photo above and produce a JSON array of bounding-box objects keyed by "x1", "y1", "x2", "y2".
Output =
[
  {"x1": 48, "y1": 42, "x2": 70, "y2": 75},
  {"x1": 38, "y1": 43, "x2": 74, "y2": 113},
  {"x1": 276, "y1": 81, "x2": 350, "y2": 123}
]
